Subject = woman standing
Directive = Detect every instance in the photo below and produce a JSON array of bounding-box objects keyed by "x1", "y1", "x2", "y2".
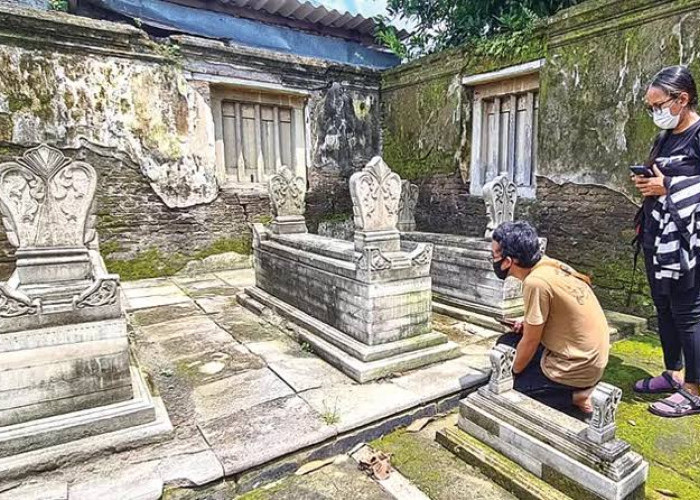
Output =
[{"x1": 633, "y1": 65, "x2": 700, "y2": 417}]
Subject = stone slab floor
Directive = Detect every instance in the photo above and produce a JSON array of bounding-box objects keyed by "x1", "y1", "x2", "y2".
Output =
[{"x1": 0, "y1": 269, "x2": 495, "y2": 500}]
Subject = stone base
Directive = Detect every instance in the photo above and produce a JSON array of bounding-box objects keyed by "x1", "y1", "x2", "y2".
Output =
[
  {"x1": 271, "y1": 215, "x2": 308, "y2": 235},
  {"x1": 354, "y1": 229, "x2": 401, "y2": 252},
  {"x1": 454, "y1": 389, "x2": 648, "y2": 500},
  {"x1": 239, "y1": 287, "x2": 461, "y2": 383},
  {"x1": 0, "y1": 365, "x2": 170, "y2": 460},
  {"x1": 433, "y1": 292, "x2": 524, "y2": 321}
]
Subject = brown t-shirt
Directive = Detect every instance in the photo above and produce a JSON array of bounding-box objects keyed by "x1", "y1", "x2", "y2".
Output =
[{"x1": 522, "y1": 258, "x2": 610, "y2": 388}]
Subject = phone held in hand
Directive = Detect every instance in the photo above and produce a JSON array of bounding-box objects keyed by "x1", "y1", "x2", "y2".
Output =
[
  {"x1": 630, "y1": 165, "x2": 654, "y2": 177},
  {"x1": 497, "y1": 318, "x2": 517, "y2": 328}
]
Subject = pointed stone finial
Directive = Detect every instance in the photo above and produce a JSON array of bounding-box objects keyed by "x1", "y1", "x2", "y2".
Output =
[
  {"x1": 587, "y1": 383, "x2": 622, "y2": 444},
  {"x1": 268, "y1": 166, "x2": 307, "y2": 234},
  {"x1": 349, "y1": 157, "x2": 402, "y2": 252},
  {"x1": 397, "y1": 180, "x2": 418, "y2": 232},
  {"x1": 483, "y1": 174, "x2": 517, "y2": 239},
  {"x1": 488, "y1": 344, "x2": 516, "y2": 394}
]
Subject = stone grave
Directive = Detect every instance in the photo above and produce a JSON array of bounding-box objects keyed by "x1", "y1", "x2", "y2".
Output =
[
  {"x1": 0, "y1": 145, "x2": 170, "y2": 467},
  {"x1": 437, "y1": 344, "x2": 648, "y2": 500},
  {"x1": 238, "y1": 159, "x2": 460, "y2": 382},
  {"x1": 401, "y1": 174, "x2": 547, "y2": 329}
]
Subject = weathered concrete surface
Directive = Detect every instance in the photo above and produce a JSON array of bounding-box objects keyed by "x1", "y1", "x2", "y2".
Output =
[{"x1": 0, "y1": 269, "x2": 493, "y2": 498}]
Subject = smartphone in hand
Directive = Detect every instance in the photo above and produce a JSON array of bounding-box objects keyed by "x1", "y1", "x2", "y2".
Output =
[{"x1": 630, "y1": 165, "x2": 654, "y2": 177}]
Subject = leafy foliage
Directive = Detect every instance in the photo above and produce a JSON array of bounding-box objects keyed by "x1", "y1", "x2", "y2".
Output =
[
  {"x1": 376, "y1": 0, "x2": 584, "y2": 59},
  {"x1": 48, "y1": 0, "x2": 69, "y2": 11}
]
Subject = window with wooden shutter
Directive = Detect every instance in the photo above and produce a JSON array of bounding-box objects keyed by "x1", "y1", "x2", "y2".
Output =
[
  {"x1": 221, "y1": 102, "x2": 298, "y2": 184},
  {"x1": 466, "y1": 62, "x2": 542, "y2": 198},
  {"x1": 213, "y1": 87, "x2": 307, "y2": 186}
]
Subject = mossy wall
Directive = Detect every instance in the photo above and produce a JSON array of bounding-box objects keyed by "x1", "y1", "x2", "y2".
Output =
[
  {"x1": 0, "y1": 4, "x2": 381, "y2": 280},
  {"x1": 380, "y1": 0, "x2": 700, "y2": 319}
]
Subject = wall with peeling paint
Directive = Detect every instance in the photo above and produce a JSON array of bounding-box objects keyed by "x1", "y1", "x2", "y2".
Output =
[
  {"x1": 0, "y1": 4, "x2": 381, "y2": 278},
  {"x1": 380, "y1": 0, "x2": 700, "y2": 318}
]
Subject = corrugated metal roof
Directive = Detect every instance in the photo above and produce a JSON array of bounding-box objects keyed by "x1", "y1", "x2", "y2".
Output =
[{"x1": 211, "y1": 0, "x2": 401, "y2": 37}]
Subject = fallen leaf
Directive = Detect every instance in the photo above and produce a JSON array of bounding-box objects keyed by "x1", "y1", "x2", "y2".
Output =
[
  {"x1": 655, "y1": 488, "x2": 679, "y2": 498},
  {"x1": 406, "y1": 417, "x2": 432, "y2": 432},
  {"x1": 295, "y1": 457, "x2": 335, "y2": 476},
  {"x1": 627, "y1": 420, "x2": 637, "y2": 427}
]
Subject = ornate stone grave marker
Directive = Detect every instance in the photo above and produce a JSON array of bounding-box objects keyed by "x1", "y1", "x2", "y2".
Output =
[
  {"x1": 397, "y1": 180, "x2": 418, "y2": 232},
  {"x1": 269, "y1": 166, "x2": 308, "y2": 234},
  {"x1": 0, "y1": 145, "x2": 170, "y2": 467},
  {"x1": 483, "y1": 173, "x2": 517, "y2": 239}
]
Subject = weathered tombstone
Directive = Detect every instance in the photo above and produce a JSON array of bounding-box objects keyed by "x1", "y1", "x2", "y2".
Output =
[
  {"x1": 483, "y1": 173, "x2": 518, "y2": 239},
  {"x1": 239, "y1": 156, "x2": 460, "y2": 382},
  {"x1": 0, "y1": 145, "x2": 170, "y2": 464},
  {"x1": 269, "y1": 166, "x2": 308, "y2": 234},
  {"x1": 401, "y1": 174, "x2": 541, "y2": 326},
  {"x1": 437, "y1": 344, "x2": 648, "y2": 500},
  {"x1": 397, "y1": 180, "x2": 418, "y2": 232}
]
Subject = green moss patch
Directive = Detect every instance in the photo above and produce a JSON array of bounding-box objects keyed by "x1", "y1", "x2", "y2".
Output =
[
  {"x1": 604, "y1": 333, "x2": 700, "y2": 497},
  {"x1": 102, "y1": 236, "x2": 252, "y2": 281}
]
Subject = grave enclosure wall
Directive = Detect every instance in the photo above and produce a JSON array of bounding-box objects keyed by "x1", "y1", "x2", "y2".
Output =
[
  {"x1": 381, "y1": 0, "x2": 700, "y2": 321},
  {"x1": 0, "y1": 4, "x2": 382, "y2": 280}
]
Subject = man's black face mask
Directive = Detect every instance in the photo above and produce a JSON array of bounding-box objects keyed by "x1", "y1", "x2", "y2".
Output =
[{"x1": 493, "y1": 258, "x2": 510, "y2": 280}]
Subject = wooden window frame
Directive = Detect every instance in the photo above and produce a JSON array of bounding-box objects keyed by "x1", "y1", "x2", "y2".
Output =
[{"x1": 466, "y1": 61, "x2": 543, "y2": 199}]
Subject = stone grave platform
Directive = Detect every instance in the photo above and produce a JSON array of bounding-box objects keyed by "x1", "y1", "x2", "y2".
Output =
[
  {"x1": 439, "y1": 345, "x2": 648, "y2": 500},
  {"x1": 239, "y1": 160, "x2": 460, "y2": 383},
  {"x1": 0, "y1": 268, "x2": 495, "y2": 499}
]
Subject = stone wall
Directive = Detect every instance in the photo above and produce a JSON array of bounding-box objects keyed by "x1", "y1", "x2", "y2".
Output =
[
  {"x1": 379, "y1": 0, "x2": 700, "y2": 319},
  {"x1": 0, "y1": 4, "x2": 381, "y2": 279}
]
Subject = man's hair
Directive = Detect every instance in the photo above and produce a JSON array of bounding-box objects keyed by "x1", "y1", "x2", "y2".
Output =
[{"x1": 492, "y1": 221, "x2": 542, "y2": 269}]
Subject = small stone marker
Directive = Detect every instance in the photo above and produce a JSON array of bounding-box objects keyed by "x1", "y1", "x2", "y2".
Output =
[
  {"x1": 269, "y1": 166, "x2": 308, "y2": 234},
  {"x1": 397, "y1": 180, "x2": 418, "y2": 232},
  {"x1": 488, "y1": 344, "x2": 515, "y2": 394},
  {"x1": 483, "y1": 173, "x2": 517, "y2": 239},
  {"x1": 587, "y1": 382, "x2": 623, "y2": 444}
]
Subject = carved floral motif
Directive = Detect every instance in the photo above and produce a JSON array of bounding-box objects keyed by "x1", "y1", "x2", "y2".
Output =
[
  {"x1": 483, "y1": 174, "x2": 517, "y2": 238},
  {"x1": 349, "y1": 157, "x2": 401, "y2": 232},
  {"x1": 356, "y1": 247, "x2": 392, "y2": 272},
  {"x1": 0, "y1": 284, "x2": 39, "y2": 317},
  {"x1": 269, "y1": 166, "x2": 306, "y2": 217},
  {"x1": 74, "y1": 277, "x2": 119, "y2": 309},
  {"x1": 410, "y1": 244, "x2": 433, "y2": 267},
  {"x1": 0, "y1": 145, "x2": 97, "y2": 250}
]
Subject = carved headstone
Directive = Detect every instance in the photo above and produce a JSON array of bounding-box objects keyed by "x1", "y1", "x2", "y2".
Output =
[
  {"x1": 268, "y1": 166, "x2": 307, "y2": 234},
  {"x1": 349, "y1": 157, "x2": 402, "y2": 252},
  {"x1": 587, "y1": 383, "x2": 623, "y2": 444},
  {"x1": 483, "y1": 174, "x2": 517, "y2": 239},
  {"x1": 0, "y1": 145, "x2": 97, "y2": 285},
  {"x1": 397, "y1": 180, "x2": 418, "y2": 232},
  {"x1": 488, "y1": 344, "x2": 515, "y2": 394}
]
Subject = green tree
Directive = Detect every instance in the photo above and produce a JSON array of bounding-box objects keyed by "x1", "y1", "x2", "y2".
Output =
[{"x1": 375, "y1": 0, "x2": 583, "y2": 59}]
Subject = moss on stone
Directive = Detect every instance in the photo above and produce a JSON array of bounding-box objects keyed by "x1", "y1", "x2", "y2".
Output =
[
  {"x1": 103, "y1": 236, "x2": 253, "y2": 281},
  {"x1": 603, "y1": 333, "x2": 700, "y2": 497}
]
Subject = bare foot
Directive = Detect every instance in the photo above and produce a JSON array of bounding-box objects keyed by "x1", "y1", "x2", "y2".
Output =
[{"x1": 573, "y1": 387, "x2": 595, "y2": 413}]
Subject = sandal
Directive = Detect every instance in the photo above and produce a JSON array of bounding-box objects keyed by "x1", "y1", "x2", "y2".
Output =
[
  {"x1": 633, "y1": 371, "x2": 681, "y2": 394},
  {"x1": 649, "y1": 389, "x2": 700, "y2": 418}
]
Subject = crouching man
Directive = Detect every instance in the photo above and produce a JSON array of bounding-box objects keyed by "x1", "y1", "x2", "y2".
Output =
[{"x1": 492, "y1": 221, "x2": 610, "y2": 416}]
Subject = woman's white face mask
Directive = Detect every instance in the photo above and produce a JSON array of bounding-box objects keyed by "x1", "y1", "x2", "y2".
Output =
[{"x1": 653, "y1": 103, "x2": 682, "y2": 130}]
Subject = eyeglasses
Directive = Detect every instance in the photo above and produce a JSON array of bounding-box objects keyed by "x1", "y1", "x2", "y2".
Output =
[{"x1": 645, "y1": 96, "x2": 678, "y2": 116}]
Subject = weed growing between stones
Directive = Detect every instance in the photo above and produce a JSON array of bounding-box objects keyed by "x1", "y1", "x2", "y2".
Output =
[{"x1": 321, "y1": 397, "x2": 341, "y2": 426}]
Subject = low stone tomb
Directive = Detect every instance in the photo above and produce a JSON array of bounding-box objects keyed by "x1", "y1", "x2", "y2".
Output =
[
  {"x1": 0, "y1": 145, "x2": 170, "y2": 464},
  {"x1": 238, "y1": 159, "x2": 460, "y2": 382},
  {"x1": 401, "y1": 174, "x2": 546, "y2": 328},
  {"x1": 438, "y1": 345, "x2": 648, "y2": 500}
]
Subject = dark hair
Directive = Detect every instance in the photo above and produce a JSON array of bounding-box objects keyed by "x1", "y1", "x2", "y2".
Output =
[
  {"x1": 492, "y1": 221, "x2": 542, "y2": 269},
  {"x1": 650, "y1": 66, "x2": 699, "y2": 109}
]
